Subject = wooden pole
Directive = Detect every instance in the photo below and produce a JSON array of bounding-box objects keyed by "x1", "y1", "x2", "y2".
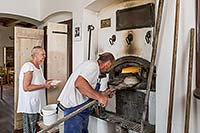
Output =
[
  {"x1": 193, "y1": 0, "x2": 200, "y2": 99},
  {"x1": 37, "y1": 100, "x2": 96, "y2": 133},
  {"x1": 184, "y1": 28, "x2": 195, "y2": 133},
  {"x1": 140, "y1": 0, "x2": 165, "y2": 132},
  {"x1": 167, "y1": 0, "x2": 180, "y2": 132}
]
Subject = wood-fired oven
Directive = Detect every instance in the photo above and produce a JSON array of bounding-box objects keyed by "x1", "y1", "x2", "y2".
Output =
[
  {"x1": 92, "y1": 56, "x2": 156, "y2": 133},
  {"x1": 91, "y1": 1, "x2": 156, "y2": 133}
]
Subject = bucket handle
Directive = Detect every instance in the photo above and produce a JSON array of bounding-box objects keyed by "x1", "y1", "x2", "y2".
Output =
[{"x1": 40, "y1": 111, "x2": 57, "y2": 116}]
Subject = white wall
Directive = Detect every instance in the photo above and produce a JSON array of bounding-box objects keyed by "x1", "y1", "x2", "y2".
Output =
[
  {"x1": 39, "y1": 12, "x2": 72, "y2": 28},
  {"x1": 0, "y1": 26, "x2": 14, "y2": 66},
  {"x1": 156, "y1": 0, "x2": 197, "y2": 132},
  {"x1": 42, "y1": 12, "x2": 72, "y2": 24},
  {"x1": 40, "y1": 0, "x2": 95, "y2": 69},
  {"x1": 0, "y1": 0, "x2": 198, "y2": 132},
  {"x1": 97, "y1": 1, "x2": 154, "y2": 61},
  {"x1": 0, "y1": 26, "x2": 14, "y2": 48},
  {"x1": 89, "y1": 116, "x2": 116, "y2": 133},
  {"x1": 40, "y1": 0, "x2": 79, "y2": 20},
  {"x1": 0, "y1": 0, "x2": 40, "y2": 20},
  {"x1": 82, "y1": 9, "x2": 98, "y2": 61}
]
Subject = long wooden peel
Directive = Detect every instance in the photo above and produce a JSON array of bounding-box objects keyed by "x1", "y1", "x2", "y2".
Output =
[
  {"x1": 184, "y1": 28, "x2": 195, "y2": 133},
  {"x1": 167, "y1": 0, "x2": 181, "y2": 132},
  {"x1": 140, "y1": 0, "x2": 165, "y2": 132},
  {"x1": 37, "y1": 100, "x2": 96, "y2": 133}
]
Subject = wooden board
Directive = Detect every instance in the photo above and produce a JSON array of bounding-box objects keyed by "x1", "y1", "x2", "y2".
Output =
[
  {"x1": 37, "y1": 121, "x2": 59, "y2": 133},
  {"x1": 46, "y1": 22, "x2": 68, "y2": 104}
]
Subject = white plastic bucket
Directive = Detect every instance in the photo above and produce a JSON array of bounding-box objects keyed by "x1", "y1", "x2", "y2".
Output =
[{"x1": 41, "y1": 104, "x2": 58, "y2": 126}]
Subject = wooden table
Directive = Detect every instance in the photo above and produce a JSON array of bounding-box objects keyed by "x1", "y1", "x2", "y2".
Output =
[
  {"x1": 7, "y1": 70, "x2": 14, "y2": 85},
  {"x1": 37, "y1": 121, "x2": 59, "y2": 133}
]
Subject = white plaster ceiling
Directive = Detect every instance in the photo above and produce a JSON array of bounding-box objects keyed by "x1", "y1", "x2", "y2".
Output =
[{"x1": 85, "y1": 0, "x2": 120, "y2": 12}]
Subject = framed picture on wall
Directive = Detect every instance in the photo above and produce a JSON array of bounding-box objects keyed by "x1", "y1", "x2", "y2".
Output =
[{"x1": 74, "y1": 23, "x2": 82, "y2": 41}]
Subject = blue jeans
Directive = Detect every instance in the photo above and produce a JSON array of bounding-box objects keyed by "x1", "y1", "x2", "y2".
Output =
[{"x1": 64, "y1": 100, "x2": 91, "y2": 133}]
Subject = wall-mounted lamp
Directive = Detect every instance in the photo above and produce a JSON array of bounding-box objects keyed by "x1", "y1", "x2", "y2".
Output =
[
  {"x1": 109, "y1": 35, "x2": 116, "y2": 45},
  {"x1": 126, "y1": 32, "x2": 133, "y2": 45}
]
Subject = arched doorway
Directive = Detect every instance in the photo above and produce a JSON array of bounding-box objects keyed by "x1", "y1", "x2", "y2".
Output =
[{"x1": 0, "y1": 13, "x2": 41, "y2": 133}]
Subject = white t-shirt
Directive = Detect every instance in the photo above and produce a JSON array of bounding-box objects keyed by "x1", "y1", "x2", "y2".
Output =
[
  {"x1": 17, "y1": 62, "x2": 46, "y2": 113},
  {"x1": 58, "y1": 60, "x2": 100, "y2": 108}
]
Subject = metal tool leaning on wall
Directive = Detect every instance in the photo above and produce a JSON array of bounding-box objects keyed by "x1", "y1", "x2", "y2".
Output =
[
  {"x1": 139, "y1": 0, "x2": 165, "y2": 132},
  {"x1": 87, "y1": 25, "x2": 95, "y2": 60},
  {"x1": 183, "y1": 28, "x2": 195, "y2": 133},
  {"x1": 167, "y1": 0, "x2": 181, "y2": 132}
]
